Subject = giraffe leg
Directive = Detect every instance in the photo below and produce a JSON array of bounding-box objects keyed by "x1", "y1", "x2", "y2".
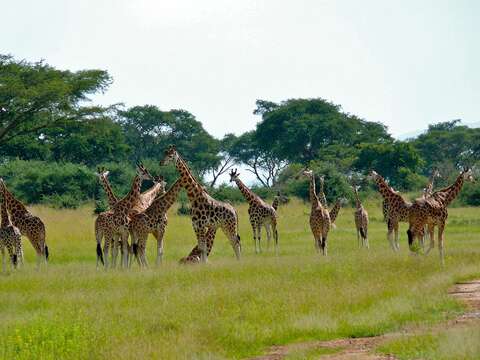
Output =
[
  {"x1": 387, "y1": 219, "x2": 396, "y2": 251},
  {"x1": 271, "y1": 220, "x2": 279, "y2": 254},
  {"x1": 393, "y1": 222, "x2": 400, "y2": 251},
  {"x1": 1, "y1": 246, "x2": 5, "y2": 273},
  {"x1": 265, "y1": 224, "x2": 272, "y2": 251},
  {"x1": 257, "y1": 224, "x2": 262, "y2": 253},
  {"x1": 322, "y1": 228, "x2": 329, "y2": 256},
  {"x1": 438, "y1": 223, "x2": 445, "y2": 265},
  {"x1": 364, "y1": 226, "x2": 369, "y2": 249},
  {"x1": 251, "y1": 223, "x2": 258, "y2": 254},
  {"x1": 425, "y1": 223, "x2": 435, "y2": 255},
  {"x1": 357, "y1": 228, "x2": 361, "y2": 248},
  {"x1": 130, "y1": 230, "x2": 143, "y2": 268},
  {"x1": 103, "y1": 236, "x2": 111, "y2": 269},
  {"x1": 139, "y1": 235, "x2": 149, "y2": 268},
  {"x1": 120, "y1": 231, "x2": 129, "y2": 268},
  {"x1": 221, "y1": 222, "x2": 241, "y2": 260},
  {"x1": 154, "y1": 226, "x2": 166, "y2": 266},
  {"x1": 193, "y1": 226, "x2": 208, "y2": 263}
]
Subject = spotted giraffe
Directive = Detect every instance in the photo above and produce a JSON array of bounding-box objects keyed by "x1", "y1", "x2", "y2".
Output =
[
  {"x1": 0, "y1": 179, "x2": 48, "y2": 268},
  {"x1": 229, "y1": 169, "x2": 278, "y2": 253},
  {"x1": 272, "y1": 191, "x2": 288, "y2": 211},
  {"x1": 369, "y1": 171, "x2": 411, "y2": 251},
  {"x1": 352, "y1": 186, "x2": 369, "y2": 248},
  {"x1": 420, "y1": 168, "x2": 441, "y2": 246},
  {"x1": 95, "y1": 168, "x2": 165, "y2": 267},
  {"x1": 302, "y1": 169, "x2": 330, "y2": 255},
  {"x1": 161, "y1": 145, "x2": 241, "y2": 263},
  {"x1": 95, "y1": 164, "x2": 153, "y2": 268},
  {"x1": 130, "y1": 177, "x2": 183, "y2": 267},
  {"x1": 318, "y1": 175, "x2": 328, "y2": 207},
  {"x1": 0, "y1": 194, "x2": 22, "y2": 271},
  {"x1": 408, "y1": 168, "x2": 474, "y2": 264}
]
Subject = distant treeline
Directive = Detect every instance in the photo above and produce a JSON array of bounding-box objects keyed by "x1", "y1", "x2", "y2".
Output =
[{"x1": 0, "y1": 55, "x2": 479, "y2": 208}]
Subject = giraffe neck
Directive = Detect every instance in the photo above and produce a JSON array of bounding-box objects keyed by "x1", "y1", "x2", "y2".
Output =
[
  {"x1": 438, "y1": 173, "x2": 465, "y2": 206},
  {"x1": 147, "y1": 178, "x2": 183, "y2": 216},
  {"x1": 112, "y1": 175, "x2": 143, "y2": 215},
  {"x1": 99, "y1": 175, "x2": 119, "y2": 208},
  {"x1": 308, "y1": 176, "x2": 320, "y2": 209},
  {"x1": 1, "y1": 197, "x2": 11, "y2": 227},
  {"x1": 0, "y1": 182, "x2": 28, "y2": 218},
  {"x1": 329, "y1": 199, "x2": 341, "y2": 223},
  {"x1": 318, "y1": 180, "x2": 327, "y2": 207},
  {"x1": 354, "y1": 191, "x2": 362, "y2": 209},
  {"x1": 174, "y1": 155, "x2": 206, "y2": 201},
  {"x1": 374, "y1": 176, "x2": 399, "y2": 201},
  {"x1": 234, "y1": 178, "x2": 258, "y2": 205}
]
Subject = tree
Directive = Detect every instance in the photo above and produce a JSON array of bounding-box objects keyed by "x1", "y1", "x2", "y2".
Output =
[
  {"x1": 253, "y1": 98, "x2": 392, "y2": 164},
  {"x1": 117, "y1": 105, "x2": 219, "y2": 174},
  {"x1": 0, "y1": 54, "x2": 112, "y2": 145},
  {"x1": 229, "y1": 131, "x2": 288, "y2": 187},
  {"x1": 206, "y1": 133, "x2": 237, "y2": 187}
]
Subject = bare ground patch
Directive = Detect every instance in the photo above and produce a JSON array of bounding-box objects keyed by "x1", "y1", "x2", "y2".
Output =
[{"x1": 249, "y1": 279, "x2": 480, "y2": 360}]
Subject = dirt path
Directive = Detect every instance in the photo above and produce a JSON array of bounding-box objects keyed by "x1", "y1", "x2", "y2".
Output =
[{"x1": 250, "y1": 279, "x2": 480, "y2": 360}]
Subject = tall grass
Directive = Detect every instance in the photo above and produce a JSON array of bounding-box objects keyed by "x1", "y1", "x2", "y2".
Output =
[{"x1": 0, "y1": 198, "x2": 479, "y2": 359}]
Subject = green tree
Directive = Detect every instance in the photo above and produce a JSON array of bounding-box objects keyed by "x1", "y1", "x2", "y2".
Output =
[{"x1": 0, "y1": 54, "x2": 111, "y2": 145}]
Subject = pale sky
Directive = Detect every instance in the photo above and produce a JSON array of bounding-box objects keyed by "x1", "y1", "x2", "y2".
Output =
[{"x1": 1, "y1": 0, "x2": 479, "y2": 139}]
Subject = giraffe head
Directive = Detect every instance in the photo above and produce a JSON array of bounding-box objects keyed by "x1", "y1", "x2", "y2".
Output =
[
  {"x1": 301, "y1": 169, "x2": 314, "y2": 180},
  {"x1": 153, "y1": 175, "x2": 167, "y2": 191},
  {"x1": 461, "y1": 167, "x2": 475, "y2": 183},
  {"x1": 367, "y1": 170, "x2": 380, "y2": 181},
  {"x1": 432, "y1": 167, "x2": 441, "y2": 179},
  {"x1": 160, "y1": 145, "x2": 179, "y2": 166},
  {"x1": 95, "y1": 166, "x2": 110, "y2": 179},
  {"x1": 229, "y1": 168, "x2": 240, "y2": 182},
  {"x1": 318, "y1": 175, "x2": 325, "y2": 185}
]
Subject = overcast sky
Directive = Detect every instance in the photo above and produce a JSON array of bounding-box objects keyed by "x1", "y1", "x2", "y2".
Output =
[{"x1": 1, "y1": 0, "x2": 479, "y2": 139}]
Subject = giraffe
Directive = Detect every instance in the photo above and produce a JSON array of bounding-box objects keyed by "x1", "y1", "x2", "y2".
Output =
[
  {"x1": 129, "y1": 177, "x2": 184, "y2": 267},
  {"x1": 0, "y1": 194, "x2": 22, "y2": 271},
  {"x1": 352, "y1": 186, "x2": 369, "y2": 248},
  {"x1": 369, "y1": 170, "x2": 411, "y2": 251},
  {"x1": 272, "y1": 191, "x2": 288, "y2": 211},
  {"x1": 302, "y1": 169, "x2": 331, "y2": 255},
  {"x1": 407, "y1": 168, "x2": 474, "y2": 263},
  {"x1": 160, "y1": 145, "x2": 241, "y2": 263},
  {"x1": 423, "y1": 168, "x2": 441, "y2": 199},
  {"x1": 229, "y1": 168, "x2": 278, "y2": 253},
  {"x1": 0, "y1": 178, "x2": 48, "y2": 267},
  {"x1": 318, "y1": 175, "x2": 328, "y2": 207},
  {"x1": 95, "y1": 168, "x2": 166, "y2": 267},
  {"x1": 95, "y1": 163, "x2": 153, "y2": 268}
]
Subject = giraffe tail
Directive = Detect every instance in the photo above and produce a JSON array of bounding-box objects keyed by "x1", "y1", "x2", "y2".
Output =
[
  {"x1": 406, "y1": 229, "x2": 414, "y2": 249},
  {"x1": 44, "y1": 245, "x2": 49, "y2": 261},
  {"x1": 96, "y1": 243, "x2": 104, "y2": 265}
]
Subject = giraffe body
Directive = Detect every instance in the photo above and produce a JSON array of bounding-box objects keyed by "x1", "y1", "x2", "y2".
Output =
[
  {"x1": 0, "y1": 179, "x2": 47, "y2": 267},
  {"x1": 408, "y1": 168, "x2": 474, "y2": 263},
  {"x1": 129, "y1": 178, "x2": 183, "y2": 267},
  {"x1": 230, "y1": 169, "x2": 278, "y2": 253},
  {"x1": 369, "y1": 171, "x2": 411, "y2": 251},
  {"x1": 352, "y1": 186, "x2": 369, "y2": 248},
  {"x1": 0, "y1": 195, "x2": 22, "y2": 271},
  {"x1": 303, "y1": 170, "x2": 330, "y2": 255},
  {"x1": 161, "y1": 145, "x2": 241, "y2": 263},
  {"x1": 94, "y1": 169, "x2": 165, "y2": 268}
]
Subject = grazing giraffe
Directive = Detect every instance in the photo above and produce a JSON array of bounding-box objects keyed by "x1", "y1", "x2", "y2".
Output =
[
  {"x1": 130, "y1": 177, "x2": 183, "y2": 267},
  {"x1": 229, "y1": 168, "x2": 278, "y2": 253},
  {"x1": 352, "y1": 186, "x2": 369, "y2": 248},
  {"x1": 0, "y1": 194, "x2": 22, "y2": 271},
  {"x1": 95, "y1": 164, "x2": 153, "y2": 268},
  {"x1": 369, "y1": 171, "x2": 411, "y2": 251},
  {"x1": 95, "y1": 168, "x2": 166, "y2": 267},
  {"x1": 160, "y1": 145, "x2": 241, "y2": 263},
  {"x1": 408, "y1": 168, "x2": 474, "y2": 264},
  {"x1": 302, "y1": 169, "x2": 331, "y2": 255},
  {"x1": 0, "y1": 179, "x2": 48, "y2": 267}
]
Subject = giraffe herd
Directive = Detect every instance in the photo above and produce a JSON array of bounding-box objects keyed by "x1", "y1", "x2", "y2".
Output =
[{"x1": 0, "y1": 145, "x2": 476, "y2": 271}]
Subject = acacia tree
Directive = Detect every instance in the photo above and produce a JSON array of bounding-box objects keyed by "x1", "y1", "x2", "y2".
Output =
[
  {"x1": 206, "y1": 133, "x2": 237, "y2": 187},
  {"x1": 0, "y1": 54, "x2": 112, "y2": 145},
  {"x1": 229, "y1": 131, "x2": 288, "y2": 187}
]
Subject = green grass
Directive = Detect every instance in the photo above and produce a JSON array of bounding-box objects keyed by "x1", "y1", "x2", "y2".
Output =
[{"x1": 0, "y1": 198, "x2": 479, "y2": 359}]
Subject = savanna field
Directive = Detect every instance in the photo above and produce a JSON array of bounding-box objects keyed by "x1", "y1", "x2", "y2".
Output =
[{"x1": 1, "y1": 198, "x2": 479, "y2": 360}]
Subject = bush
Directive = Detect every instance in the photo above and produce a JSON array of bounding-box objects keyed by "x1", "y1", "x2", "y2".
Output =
[{"x1": 459, "y1": 182, "x2": 480, "y2": 206}]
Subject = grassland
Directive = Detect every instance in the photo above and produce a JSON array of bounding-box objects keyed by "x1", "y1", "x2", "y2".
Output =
[{"x1": 0, "y1": 198, "x2": 479, "y2": 359}]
